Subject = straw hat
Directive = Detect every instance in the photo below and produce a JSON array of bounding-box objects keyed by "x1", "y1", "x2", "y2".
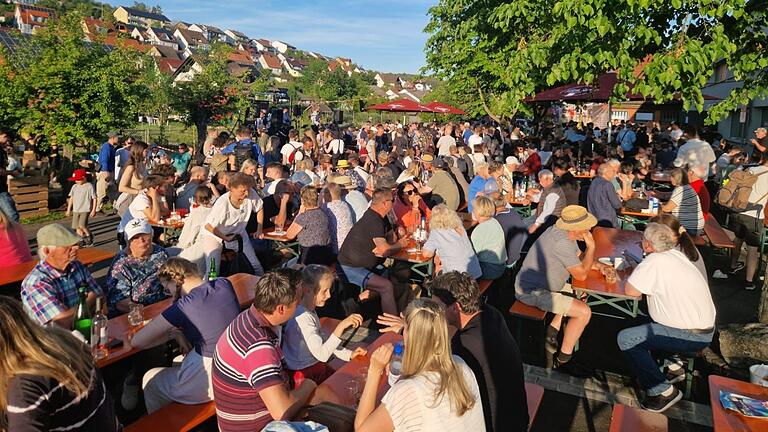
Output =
[
  {"x1": 336, "y1": 159, "x2": 350, "y2": 168},
  {"x1": 331, "y1": 175, "x2": 356, "y2": 190},
  {"x1": 555, "y1": 205, "x2": 597, "y2": 231}
]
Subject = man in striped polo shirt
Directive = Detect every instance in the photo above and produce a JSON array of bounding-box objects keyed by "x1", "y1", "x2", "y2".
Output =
[{"x1": 212, "y1": 269, "x2": 317, "y2": 431}]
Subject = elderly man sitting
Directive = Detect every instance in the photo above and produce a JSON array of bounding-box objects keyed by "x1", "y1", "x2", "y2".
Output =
[
  {"x1": 175, "y1": 165, "x2": 219, "y2": 210},
  {"x1": 106, "y1": 218, "x2": 169, "y2": 316},
  {"x1": 618, "y1": 222, "x2": 716, "y2": 413},
  {"x1": 524, "y1": 169, "x2": 566, "y2": 235},
  {"x1": 21, "y1": 224, "x2": 104, "y2": 327}
]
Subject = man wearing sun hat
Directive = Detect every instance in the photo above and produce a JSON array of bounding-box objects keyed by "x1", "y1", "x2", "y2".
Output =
[
  {"x1": 21, "y1": 224, "x2": 104, "y2": 327},
  {"x1": 515, "y1": 205, "x2": 597, "y2": 373}
]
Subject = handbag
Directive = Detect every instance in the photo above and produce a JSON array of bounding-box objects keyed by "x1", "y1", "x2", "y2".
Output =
[
  {"x1": 624, "y1": 197, "x2": 650, "y2": 212},
  {"x1": 305, "y1": 402, "x2": 356, "y2": 432}
]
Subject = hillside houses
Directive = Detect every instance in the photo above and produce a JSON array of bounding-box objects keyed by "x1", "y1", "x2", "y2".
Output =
[{"x1": 2, "y1": 3, "x2": 435, "y2": 100}]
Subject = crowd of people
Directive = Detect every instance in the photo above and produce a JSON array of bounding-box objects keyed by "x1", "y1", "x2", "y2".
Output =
[{"x1": 0, "y1": 116, "x2": 765, "y2": 429}]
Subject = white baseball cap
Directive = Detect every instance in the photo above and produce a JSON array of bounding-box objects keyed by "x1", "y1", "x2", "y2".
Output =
[
  {"x1": 124, "y1": 218, "x2": 152, "y2": 241},
  {"x1": 505, "y1": 156, "x2": 520, "y2": 165}
]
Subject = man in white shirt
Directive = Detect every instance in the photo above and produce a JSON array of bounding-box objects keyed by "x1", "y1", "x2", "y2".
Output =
[
  {"x1": 468, "y1": 125, "x2": 484, "y2": 154},
  {"x1": 201, "y1": 173, "x2": 265, "y2": 278},
  {"x1": 619, "y1": 223, "x2": 716, "y2": 413},
  {"x1": 676, "y1": 126, "x2": 716, "y2": 177},
  {"x1": 280, "y1": 129, "x2": 304, "y2": 165},
  {"x1": 436, "y1": 127, "x2": 456, "y2": 157},
  {"x1": 669, "y1": 122, "x2": 684, "y2": 142}
]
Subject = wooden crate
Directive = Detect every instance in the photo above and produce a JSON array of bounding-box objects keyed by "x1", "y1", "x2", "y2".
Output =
[{"x1": 9, "y1": 175, "x2": 48, "y2": 219}]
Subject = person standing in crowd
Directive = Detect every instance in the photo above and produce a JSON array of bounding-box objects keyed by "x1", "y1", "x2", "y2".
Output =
[
  {"x1": 212, "y1": 269, "x2": 318, "y2": 432},
  {"x1": 437, "y1": 126, "x2": 457, "y2": 156},
  {"x1": 96, "y1": 131, "x2": 119, "y2": 212},
  {"x1": 116, "y1": 141, "x2": 149, "y2": 216},
  {"x1": 619, "y1": 223, "x2": 715, "y2": 413},
  {"x1": 355, "y1": 298, "x2": 486, "y2": 430},
  {"x1": 422, "y1": 204, "x2": 482, "y2": 279},
  {"x1": 0, "y1": 297, "x2": 120, "y2": 431},
  {"x1": 427, "y1": 157, "x2": 461, "y2": 211},
  {"x1": 106, "y1": 219, "x2": 168, "y2": 316},
  {"x1": 515, "y1": 205, "x2": 597, "y2": 374},
  {"x1": 131, "y1": 258, "x2": 241, "y2": 413},
  {"x1": 0, "y1": 130, "x2": 19, "y2": 221},
  {"x1": 115, "y1": 136, "x2": 134, "y2": 184},
  {"x1": 587, "y1": 163, "x2": 623, "y2": 228},
  {"x1": 172, "y1": 143, "x2": 192, "y2": 178},
  {"x1": 66, "y1": 169, "x2": 97, "y2": 246},
  {"x1": 727, "y1": 152, "x2": 768, "y2": 290},
  {"x1": 21, "y1": 224, "x2": 103, "y2": 327}
]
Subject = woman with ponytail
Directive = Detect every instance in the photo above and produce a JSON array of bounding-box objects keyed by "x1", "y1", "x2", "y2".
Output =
[{"x1": 650, "y1": 213, "x2": 706, "y2": 279}]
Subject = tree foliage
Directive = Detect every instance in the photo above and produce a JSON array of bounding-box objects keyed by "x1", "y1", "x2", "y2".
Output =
[
  {"x1": 0, "y1": 11, "x2": 146, "y2": 151},
  {"x1": 297, "y1": 59, "x2": 371, "y2": 102},
  {"x1": 424, "y1": 0, "x2": 768, "y2": 124}
]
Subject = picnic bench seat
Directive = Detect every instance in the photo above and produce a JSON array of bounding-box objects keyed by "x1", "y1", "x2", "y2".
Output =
[
  {"x1": 703, "y1": 217, "x2": 734, "y2": 249},
  {"x1": 125, "y1": 401, "x2": 216, "y2": 432},
  {"x1": 525, "y1": 382, "x2": 545, "y2": 431},
  {"x1": 478, "y1": 279, "x2": 493, "y2": 295},
  {"x1": 509, "y1": 301, "x2": 549, "y2": 365},
  {"x1": 609, "y1": 404, "x2": 668, "y2": 432}
]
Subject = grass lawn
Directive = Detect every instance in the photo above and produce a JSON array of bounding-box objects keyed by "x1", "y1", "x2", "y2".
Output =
[{"x1": 123, "y1": 122, "x2": 199, "y2": 146}]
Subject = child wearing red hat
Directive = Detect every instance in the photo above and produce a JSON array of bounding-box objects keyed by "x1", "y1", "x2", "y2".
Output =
[{"x1": 66, "y1": 169, "x2": 97, "y2": 246}]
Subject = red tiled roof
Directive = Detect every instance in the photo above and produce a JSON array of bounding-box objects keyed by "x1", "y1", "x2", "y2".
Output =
[
  {"x1": 260, "y1": 52, "x2": 281, "y2": 69},
  {"x1": 228, "y1": 50, "x2": 253, "y2": 65},
  {"x1": 157, "y1": 58, "x2": 184, "y2": 75}
]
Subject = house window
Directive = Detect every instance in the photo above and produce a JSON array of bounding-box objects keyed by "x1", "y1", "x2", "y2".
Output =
[
  {"x1": 611, "y1": 111, "x2": 628, "y2": 121},
  {"x1": 730, "y1": 111, "x2": 746, "y2": 138},
  {"x1": 714, "y1": 63, "x2": 728, "y2": 83}
]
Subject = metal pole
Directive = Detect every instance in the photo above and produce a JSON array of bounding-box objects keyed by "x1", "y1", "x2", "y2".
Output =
[{"x1": 607, "y1": 101, "x2": 613, "y2": 143}]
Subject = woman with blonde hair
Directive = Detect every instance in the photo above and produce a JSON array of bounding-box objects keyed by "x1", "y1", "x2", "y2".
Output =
[
  {"x1": 422, "y1": 204, "x2": 482, "y2": 279},
  {"x1": 0, "y1": 297, "x2": 120, "y2": 430},
  {"x1": 355, "y1": 298, "x2": 485, "y2": 431},
  {"x1": 471, "y1": 196, "x2": 508, "y2": 279},
  {"x1": 131, "y1": 257, "x2": 241, "y2": 413},
  {"x1": 0, "y1": 207, "x2": 31, "y2": 267}
]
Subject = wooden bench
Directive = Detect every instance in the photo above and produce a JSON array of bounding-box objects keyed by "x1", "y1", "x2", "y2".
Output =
[
  {"x1": 525, "y1": 382, "x2": 545, "y2": 431},
  {"x1": 125, "y1": 401, "x2": 216, "y2": 432},
  {"x1": 703, "y1": 217, "x2": 734, "y2": 249},
  {"x1": 478, "y1": 279, "x2": 493, "y2": 295},
  {"x1": 609, "y1": 404, "x2": 667, "y2": 432},
  {"x1": 510, "y1": 301, "x2": 548, "y2": 321},
  {"x1": 509, "y1": 301, "x2": 549, "y2": 365}
]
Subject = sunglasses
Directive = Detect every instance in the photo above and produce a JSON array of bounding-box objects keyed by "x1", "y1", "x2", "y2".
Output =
[{"x1": 404, "y1": 189, "x2": 417, "y2": 196}]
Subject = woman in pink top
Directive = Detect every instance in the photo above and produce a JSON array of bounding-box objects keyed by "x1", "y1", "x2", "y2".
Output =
[{"x1": 0, "y1": 208, "x2": 31, "y2": 267}]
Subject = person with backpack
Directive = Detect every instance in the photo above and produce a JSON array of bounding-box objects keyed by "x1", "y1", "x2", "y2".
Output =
[
  {"x1": 222, "y1": 126, "x2": 265, "y2": 175},
  {"x1": 722, "y1": 153, "x2": 768, "y2": 290},
  {"x1": 281, "y1": 129, "x2": 304, "y2": 166}
]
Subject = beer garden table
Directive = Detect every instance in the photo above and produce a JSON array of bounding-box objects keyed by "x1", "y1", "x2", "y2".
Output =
[
  {"x1": 708, "y1": 375, "x2": 768, "y2": 432},
  {"x1": 571, "y1": 227, "x2": 644, "y2": 319},
  {"x1": 0, "y1": 247, "x2": 116, "y2": 286}
]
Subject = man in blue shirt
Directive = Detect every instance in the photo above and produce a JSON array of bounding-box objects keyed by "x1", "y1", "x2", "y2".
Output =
[
  {"x1": 96, "y1": 131, "x2": 119, "y2": 212},
  {"x1": 467, "y1": 160, "x2": 491, "y2": 213},
  {"x1": 587, "y1": 163, "x2": 623, "y2": 228},
  {"x1": 221, "y1": 126, "x2": 265, "y2": 172},
  {"x1": 617, "y1": 124, "x2": 637, "y2": 156}
]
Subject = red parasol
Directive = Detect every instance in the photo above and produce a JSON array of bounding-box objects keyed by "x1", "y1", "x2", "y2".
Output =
[
  {"x1": 425, "y1": 101, "x2": 466, "y2": 115},
  {"x1": 366, "y1": 99, "x2": 434, "y2": 112}
]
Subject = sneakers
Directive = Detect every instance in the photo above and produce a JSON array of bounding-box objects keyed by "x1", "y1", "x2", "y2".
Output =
[
  {"x1": 712, "y1": 270, "x2": 728, "y2": 279},
  {"x1": 745, "y1": 282, "x2": 756, "y2": 291},
  {"x1": 545, "y1": 326, "x2": 559, "y2": 355},
  {"x1": 665, "y1": 367, "x2": 686, "y2": 384},
  {"x1": 729, "y1": 262, "x2": 745, "y2": 275},
  {"x1": 641, "y1": 388, "x2": 682, "y2": 413},
  {"x1": 554, "y1": 357, "x2": 594, "y2": 378}
]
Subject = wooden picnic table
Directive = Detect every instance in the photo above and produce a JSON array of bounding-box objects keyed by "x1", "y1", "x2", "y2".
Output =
[
  {"x1": 620, "y1": 208, "x2": 658, "y2": 218},
  {"x1": 262, "y1": 225, "x2": 300, "y2": 258},
  {"x1": 0, "y1": 247, "x2": 116, "y2": 286},
  {"x1": 97, "y1": 273, "x2": 258, "y2": 368},
  {"x1": 314, "y1": 332, "x2": 403, "y2": 405},
  {"x1": 571, "y1": 227, "x2": 643, "y2": 319},
  {"x1": 709, "y1": 375, "x2": 768, "y2": 432}
]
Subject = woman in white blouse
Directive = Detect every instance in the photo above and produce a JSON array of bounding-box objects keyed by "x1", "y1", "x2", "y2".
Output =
[{"x1": 355, "y1": 298, "x2": 486, "y2": 431}]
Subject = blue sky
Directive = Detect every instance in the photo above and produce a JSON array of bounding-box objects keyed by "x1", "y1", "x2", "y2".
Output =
[{"x1": 110, "y1": 1, "x2": 433, "y2": 73}]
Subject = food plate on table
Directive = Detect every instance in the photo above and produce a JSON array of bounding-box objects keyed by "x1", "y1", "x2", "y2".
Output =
[{"x1": 269, "y1": 230, "x2": 287, "y2": 236}]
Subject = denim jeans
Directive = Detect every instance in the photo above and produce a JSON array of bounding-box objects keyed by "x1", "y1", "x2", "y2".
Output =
[
  {"x1": 617, "y1": 322, "x2": 713, "y2": 396},
  {"x1": 0, "y1": 192, "x2": 19, "y2": 222}
]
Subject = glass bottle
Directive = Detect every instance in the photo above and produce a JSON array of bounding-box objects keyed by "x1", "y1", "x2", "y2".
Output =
[
  {"x1": 208, "y1": 257, "x2": 218, "y2": 280},
  {"x1": 73, "y1": 285, "x2": 92, "y2": 340},
  {"x1": 91, "y1": 297, "x2": 108, "y2": 359}
]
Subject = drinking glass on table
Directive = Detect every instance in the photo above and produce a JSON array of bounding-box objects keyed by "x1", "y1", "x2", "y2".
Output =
[
  {"x1": 602, "y1": 266, "x2": 618, "y2": 284},
  {"x1": 127, "y1": 303, "x2": 144, "y2": 327},
  {"x1": 275, "y1": 220, "x2": 284, "y2": 234},
  {"x1": 346, "y1": 379, "x2": 360, "y2": 408}
]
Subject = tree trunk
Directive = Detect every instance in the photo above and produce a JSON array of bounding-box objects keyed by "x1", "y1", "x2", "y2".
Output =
[
  {"x1": 474, "y1": 79, "x2": 503, "y2": 124},
  {"x1": 194, "y1": 117, "x2": 209, "y2": 163}
]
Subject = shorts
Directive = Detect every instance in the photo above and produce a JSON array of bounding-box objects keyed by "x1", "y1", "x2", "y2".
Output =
[
  {"x1": 728, "y1": 213, "x2": 762, "y2": 246},
  {"x1": 71, "y1": 212, "x2": 90, "y2": 229},
  {"x1": 515, "y1": 283, "x2": 575, "y2": 316},
  {"x1": 339, "y1": 264, "x2": 374, "y2": 288}
]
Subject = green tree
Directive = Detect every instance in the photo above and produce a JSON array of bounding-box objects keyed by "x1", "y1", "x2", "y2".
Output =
[
  {"x1": 0, "y1": 10, "x2": 146, "y2": 153},
  {"x1": 297, "y1": 59, "x2": 370, "y2": 102},
  {"x1": 425, "y1": 0, "x2": 768, "y2": 124},
  {"x1": 170, "y1": 44, "x2": 250, "y2": 152}
]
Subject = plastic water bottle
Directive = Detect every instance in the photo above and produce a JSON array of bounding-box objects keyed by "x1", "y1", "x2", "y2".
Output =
[
  {"x1": 651, "y1": 197, "x2": 659, "y2": 214},
  {"x1": 388, "y1": 342, "x2": 404, "y2": 386}
]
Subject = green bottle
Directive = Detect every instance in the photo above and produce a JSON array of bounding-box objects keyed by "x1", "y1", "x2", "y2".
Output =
[
  {"x1": 208, "y1": 258, "x2": 218, "y2": 280},
  {"x1": 73, "y1": 285, "x2": 92, "y2": 340}
]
